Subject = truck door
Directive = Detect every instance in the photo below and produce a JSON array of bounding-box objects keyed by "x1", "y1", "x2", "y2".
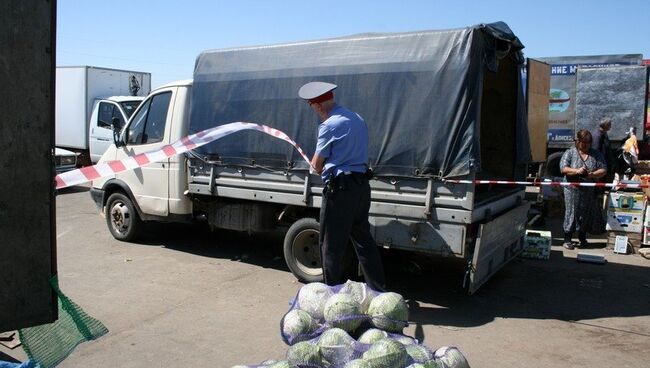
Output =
[
  {"x1": 115, "y1": 90, "x2": 173, "y2": 216},
  {"x1": 468, "y1": 202, "x2": 530, "y2": 294},
  {"x1": 90, "y1": 100, "x2": 126, "y2": 163},
  {"x1": 526, "y1": 59, "x2": 551, "y2": 164}
]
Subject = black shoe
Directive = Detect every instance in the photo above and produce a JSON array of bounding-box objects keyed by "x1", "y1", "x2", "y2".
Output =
[{"x1": 563, "y1": 242, "x2": 575, "y2": 250}]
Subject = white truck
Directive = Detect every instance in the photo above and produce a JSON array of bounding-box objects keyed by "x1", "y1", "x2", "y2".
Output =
[
  {"x1": 56, "y1": 66, "x2": 151, "y2": 166},
  {"x1": 91, "y1": 23, "x2": 540, "y2": 293}
]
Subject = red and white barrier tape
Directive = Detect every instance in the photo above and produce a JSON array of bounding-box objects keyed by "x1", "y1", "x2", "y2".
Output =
[
  {"x1": 56, "y1": 122, "x2": 650, "y2": 191},
  {"x1": 55, "y1": 122, "x2": 312, "y2": 190},
  {"x1": 444, "y1": 179, "x2": 650, "y2": 189}
]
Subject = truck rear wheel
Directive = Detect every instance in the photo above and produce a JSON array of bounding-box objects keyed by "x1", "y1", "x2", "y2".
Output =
[
  {"x1": 105, "y1": 192, "x2": 142, "y2": 242},
  {"x1": 543, "y1": 151, "x2": 565, "y2": 179},
  {"x1": 284, "y1": 218, "x2": 323, "y2": 283},
  {"x1": 283, "y1": 218, "x2": 359, "y2": 283}
]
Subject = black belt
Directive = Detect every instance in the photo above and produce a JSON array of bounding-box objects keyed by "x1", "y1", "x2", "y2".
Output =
[{"x1": 325, "y1": 170, "x2": 372, "y2": 193}]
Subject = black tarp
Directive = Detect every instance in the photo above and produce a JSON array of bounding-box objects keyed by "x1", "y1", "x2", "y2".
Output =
[{"x1": 190, "y1": 22, "x2": 527, "y2": 178}]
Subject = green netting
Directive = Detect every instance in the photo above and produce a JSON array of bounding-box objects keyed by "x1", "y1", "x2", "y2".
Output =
[{"x1": 18, "y1": 276, "x2": 108, "y2": 368}]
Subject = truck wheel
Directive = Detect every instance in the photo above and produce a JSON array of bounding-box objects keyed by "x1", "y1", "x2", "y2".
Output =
[
  {"x1": 284, "y1": 218, "x2": 324, "y2": 283},
  {"x1": 544, "y1": 152, "x2": 565, "y2": 179},
  {"x1": 105, "y1": 192, "x2": 142, "y2": 242}
]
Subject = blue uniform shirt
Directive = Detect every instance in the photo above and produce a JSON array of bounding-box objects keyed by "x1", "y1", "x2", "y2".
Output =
[{"x1": 315, "y1": 105, "x2": 369, "y2": 182}]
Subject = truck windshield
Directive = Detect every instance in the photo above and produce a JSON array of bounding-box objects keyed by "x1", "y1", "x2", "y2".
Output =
[{"x1": 120, "y1": 101, "x2": 142, "y2": 118}]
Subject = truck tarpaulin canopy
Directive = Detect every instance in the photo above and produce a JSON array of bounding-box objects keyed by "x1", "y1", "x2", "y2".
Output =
[{"x1": 190, "y1": 22, "x2": 527, "y2": 178}]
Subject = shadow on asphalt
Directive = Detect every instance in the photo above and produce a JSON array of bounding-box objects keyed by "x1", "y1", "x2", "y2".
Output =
[
  {"x1": 56, "y1": 185, "x2": 90, "y2": 195},
  {"x1": 133, "y1": 222, "x2": 289, "y2": 273},
  {"x1": 126, "y1": 220, "x2": 650, "y2": 342},
  {"x1": 0, "y1": 351, "x2": 20, "y2": 363},
  {"x1": 389, "y1": 252, "x2": 650, "y2": 343}
]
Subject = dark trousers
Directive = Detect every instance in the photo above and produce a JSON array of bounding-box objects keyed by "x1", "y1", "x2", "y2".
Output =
[{"x1": 319, "y1": 173, "x2": 386, "y2": 292}]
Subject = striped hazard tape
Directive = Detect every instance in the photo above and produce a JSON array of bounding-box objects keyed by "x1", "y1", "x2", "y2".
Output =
[
  {"x1": 55, "y1": 122, "x2": 650, "y2": 192},
  {"x1": 55, "y1": 122, "x2": 313, "y2": 190},
  {"x1": 444, "y1": 179, "x2": 650, "y2": 189}
]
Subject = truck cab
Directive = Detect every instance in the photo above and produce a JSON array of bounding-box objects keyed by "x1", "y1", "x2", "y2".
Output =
[
  {"x1": 88, "y1": 96, "x2": 144, "y2": 163},
  {"x1": 91, "y1": 81, "x2": 193, "y2": 240}
]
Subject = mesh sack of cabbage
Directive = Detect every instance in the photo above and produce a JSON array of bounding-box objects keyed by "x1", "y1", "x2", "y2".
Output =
[
  {"x1": 230, "y1": 342, "x2": 471, "y2": 368},
  {"x1": 281, "y1": 281, "x2": 409, "y2": 345},
  {"x1": 281, "y1": 328, "x2": 457, "y2": 368}
]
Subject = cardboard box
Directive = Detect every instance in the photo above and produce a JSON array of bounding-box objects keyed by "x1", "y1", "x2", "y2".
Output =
[
  {"x1": 608, "y1": 231, "x2": 642, "y2": 254},
  {"x1": 521, "y1": 230, "x2": 552, "y2": 260},
  {"x1": 606, "y1": 210, "x2": 644, "y2": 233},
  {"x1": 608, "y1": 192, "x2": 645, "y2": 213}
]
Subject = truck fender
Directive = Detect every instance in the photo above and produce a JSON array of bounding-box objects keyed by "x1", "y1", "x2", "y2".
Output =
[{"x1": 101, "y1": 179, "x2": 146, "y2": 220}]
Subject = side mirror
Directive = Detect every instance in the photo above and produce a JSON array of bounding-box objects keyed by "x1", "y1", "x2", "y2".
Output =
[
  {"x1": 111, "y1": 118, "x2": 125, "y2": 148},
  {"x1": 111, "y1": 117, "x2": 122, "y2": 130}
]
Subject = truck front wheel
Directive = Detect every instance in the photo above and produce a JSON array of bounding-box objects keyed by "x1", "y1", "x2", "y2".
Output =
[{"x1": 105, "y1": 192, "x2": 142, "y2": 242}]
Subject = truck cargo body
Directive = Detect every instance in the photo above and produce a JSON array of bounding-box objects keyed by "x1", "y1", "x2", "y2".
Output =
[
  {"x1": 93, "y1": 23, "x2": 533, "y2": 293},
  {"x1": 55, "y1": 66, "x2": 151, "y2": 160}
]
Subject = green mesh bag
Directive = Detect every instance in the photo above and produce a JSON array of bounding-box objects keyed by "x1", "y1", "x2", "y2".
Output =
[{"x1": 18, "y1": 276, "x2": 108, "y2": 368}]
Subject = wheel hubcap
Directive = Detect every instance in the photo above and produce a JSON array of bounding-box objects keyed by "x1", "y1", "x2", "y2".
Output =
[
  {"x1": 292, "y1": 229, "x2": 322, "y2": 276},
  {"x1": 110, "y1": 201, "x2": 130, "y2": 235}
]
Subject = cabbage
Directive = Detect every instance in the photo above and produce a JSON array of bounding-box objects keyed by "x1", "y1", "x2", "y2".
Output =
[
  {"x1": 344, "y1": 359, "x2": 371, "y2": 368},
  {"x1": 265, "y1": 361, "x2": 290, "y2": 368},
  {"x1": 362, "y1": 338, "x2": 408, "y2": 368},
  {"x1": 339, "y1": 280, "x2": 375, "y2": 313},
  {"x1": 393, "y1": 335, "x2": 417, "y2": 346},
  {"x1": 324, "y1": 293, "x2": 363, "y2": 332},
  {"x1": 297, "y1": 282, "x2": 333, "y2": 321},
  {"x1": 367, "y1": 292, "x2": 409, "y2": 332},
  {"x1": 434, "y1": 347, "x2": 470, "y2": 368},
  {"x1": 317, "y1": 328, "x2": 357, "y2": 365},
  {"x1": 357, "y1": 328, "x2": 388, "y2": 344},
  {"x1": 286, "y1": 341, "x2": 322, "y2": 367},
  {"x1": 282, "y1": 309, "x2": 317, "y2": 344},
  {"x1": 405, "y1": 344, "x2": 433, "y2": 364},
  {"x1": 406, "y1": 363, "x2": 443, "y2": 368}
]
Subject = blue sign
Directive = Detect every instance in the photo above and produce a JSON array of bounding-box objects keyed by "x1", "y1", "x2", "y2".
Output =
[
  {"x1": 550, "y1": 62, "x2": 636, "y2": 76},
  {"x1": 548, "y1": 129, "x2": 574, "y2": 142}
]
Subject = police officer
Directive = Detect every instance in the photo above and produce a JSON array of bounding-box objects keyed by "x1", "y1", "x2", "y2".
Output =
[{"x1": 298, "y1": 81, "x2": 386, "y2": 292}]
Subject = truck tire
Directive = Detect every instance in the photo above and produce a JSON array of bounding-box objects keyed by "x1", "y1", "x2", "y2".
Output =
[
  {"x1": 283, "y1": 218, "x2": 358, "y2": 283},
  {"x1": 544, "y1": 151, "x2": 565, "y2": 179},
  {"x1": 284, "y1": 218, "x2": 324, "y2": 283},
  {"x1": 105, "y1": 192, "x2": 142, "y2": 242}
]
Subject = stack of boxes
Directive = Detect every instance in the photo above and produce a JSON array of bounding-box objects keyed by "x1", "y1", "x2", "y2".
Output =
[
  {"x1": 521, "y1": 230, "x2": 552, "y2": 260},
  {"x1": 606, "y1": 192, "x2": 646, "y2": 253}
]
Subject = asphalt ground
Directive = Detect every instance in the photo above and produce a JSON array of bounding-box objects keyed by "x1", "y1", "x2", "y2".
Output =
[{"x1": 2, "y1": 186, "x2": 649, "y2": 367}]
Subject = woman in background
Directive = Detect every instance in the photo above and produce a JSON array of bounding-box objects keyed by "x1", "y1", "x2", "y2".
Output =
[{"x1": 560, "y1": 129, "x2": 607, "y2": 249}]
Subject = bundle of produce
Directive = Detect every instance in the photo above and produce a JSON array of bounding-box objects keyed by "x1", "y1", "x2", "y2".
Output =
[
  {"x1": 235, "y1": 280, "x2": 471, "y2": 368},
  {"x1": 232, "y1": 341, "x2": 471, "y2": 368},
  {"x1": 240, "y1": 325, "x2": 441, "y2": 367},
  {"x1": 281, "y1": 281, "x2": 409, "y2": 344}
]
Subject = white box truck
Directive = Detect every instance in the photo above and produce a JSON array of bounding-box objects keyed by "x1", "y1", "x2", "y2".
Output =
[
  {"x1": 90, "y1": 23, "x2": 541, "y2": 293},
  {"x1": 56, "y1": 66, "x2": 151, "y2": 165}
]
